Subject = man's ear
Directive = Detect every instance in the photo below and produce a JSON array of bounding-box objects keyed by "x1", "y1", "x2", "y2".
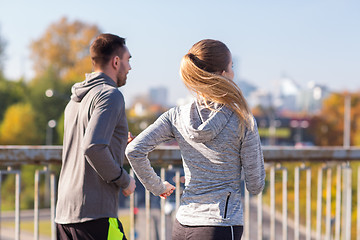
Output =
[{"x1": 112, "y1": 56, "x2": 120, "y2": 69}]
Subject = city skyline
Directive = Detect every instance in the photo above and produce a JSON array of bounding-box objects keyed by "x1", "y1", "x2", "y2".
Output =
[{"x1": 1, "y1": 1, "x2": 359, "y2": 105}]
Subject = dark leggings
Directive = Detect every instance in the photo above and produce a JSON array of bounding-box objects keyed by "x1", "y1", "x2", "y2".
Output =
[{"x1": 172, "y1": 219, "x2": 243, "y2": 240}]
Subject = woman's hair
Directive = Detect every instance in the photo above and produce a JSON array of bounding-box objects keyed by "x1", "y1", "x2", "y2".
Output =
[{"x1": 180, "y1": 39, "x2": 254, "y2": 132}]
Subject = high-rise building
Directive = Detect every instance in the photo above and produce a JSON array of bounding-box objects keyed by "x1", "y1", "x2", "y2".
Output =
[
  {"x1": 273, "y1": 76, "x2": 301, "y2": 112},
  {"x1": 297, "y1": 81, "x2": 330, "y2": 113},
  {"x1": 149, "y1": 87, "x2": 168, "y2": 107}
]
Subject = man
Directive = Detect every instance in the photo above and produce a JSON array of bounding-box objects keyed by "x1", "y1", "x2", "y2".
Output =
[{"x1": 55, "y1": 33, "x2": 136, "y2": 240}]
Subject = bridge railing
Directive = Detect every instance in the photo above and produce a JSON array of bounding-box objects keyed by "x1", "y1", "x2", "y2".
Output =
[{"x1": 0, "y1": 145, "x2": 360, "y2": 240}]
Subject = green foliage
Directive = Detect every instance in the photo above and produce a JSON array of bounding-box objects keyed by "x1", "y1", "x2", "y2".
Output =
[
  {"x1": 0, "y1": 18, "x2": 103, "y2": 213},
  {"x1": 0, "y1": 77, "x2": 27, "y2": 121},
  {"x1": 56, "y1": 112, "x2": 65, "y2": 144},
  {"x1": 127, "y1": 114, "x2": 158, "y2": 136},
  {"x1": 1, "y1": 165, "x2": 34, "y2": 210},
  {"x1": 0, "y1": 28, "x2": 6, "y2": 74},
  {"x1": 26, "y1": 68, "x2": 70, "y2": 144}
]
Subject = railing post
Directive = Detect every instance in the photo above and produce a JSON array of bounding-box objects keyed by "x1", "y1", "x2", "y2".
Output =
[
  {"x1": 175, "y1": 170, "x2": 181, "y2": 211},
  {"x1": 342, "y1": 165, "x2": 352, "y2": 240},
  {"x1": 345, "y1": 166, "x2": 352, "y2": 240},
  {"x1": 257, "y1": 192, "x2": 263, "y2": 240},
  {"x1": 335, "y1": 165, "x2": 342, "y2": 240},
  {"x1": 244, "y1": 186, "x2": 250, "y2": 240},
  {"x1": 0, "y1": 166, "x2": 21, "y2": 240},
  {"x1": 316, "y1": 166, "x2": 323, "y2": 240},
  {"x1": 294, "y1": 164, "x2": 311, "y2": 240},
  {"x1": 129, "y1": 169, "x2": 135, "y2": 240},
  {"x1": 15, "y1": 168, "x2": 20, "y2": 240},
  {"x1": 270, "y1": 164, "x2": 288, "y2": 240},
  {"x1": 270, "y1": 166, "x2": 275, "y2": 240},
  {"x1": 357, "y1": 166, "x2": 360, "y2": 240},
  {"x1": 315, "y1": 164, "x2": 333, "y2": 239},
  {"x1": 34, "y1": 169, "x2": 40, "y2": 240},
  {"x1": 160, "y1": 167, "x2": 166, "y2": 240},
  {"x1": 144, "y1": 189, "x2": 150, "y2": 240},
  {"x1": 294, "y1": 166, "x2": 300, "y2": 240},
  {"x1": 325, "y1": 167, "x2": 332, "y2": 240},
  {"x1": 34, "y1": 166, "x2": 56, "y2": 240},
  {"x1": 306, "y1": 167, "x2": 311, "y2": 240},
  {"x1": 50, "y1": 173, "x2": 56, "y2": 240},
  {"x1": 282, "y1": 167, "x2": 288, "y2": 240}
]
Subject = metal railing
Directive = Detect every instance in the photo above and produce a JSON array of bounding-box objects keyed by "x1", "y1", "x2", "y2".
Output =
[{"x1": 0, "y1": 145, "x2": 360, "y2": 240}]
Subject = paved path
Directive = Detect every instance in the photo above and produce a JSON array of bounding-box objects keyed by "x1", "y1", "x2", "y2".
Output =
[
  {"x1": 1, "y1": 203, "x2": 318, "y2": 240},
  {"x1": 1, "y1": 209, "x2": 52, "y2": 240}
]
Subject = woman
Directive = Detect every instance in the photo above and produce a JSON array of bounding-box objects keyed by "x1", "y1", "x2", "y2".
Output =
[{"x1": 126, "y1": 39, "x2": 265, "y2": 240}]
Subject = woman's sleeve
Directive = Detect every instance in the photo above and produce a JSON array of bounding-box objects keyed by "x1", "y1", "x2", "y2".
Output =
[
  {"x1": 240, "y1": 118, "x2": 266, "y2": 195},
  {"x1": 125, "y1": 110, "x2": 175, "y2": 196}
]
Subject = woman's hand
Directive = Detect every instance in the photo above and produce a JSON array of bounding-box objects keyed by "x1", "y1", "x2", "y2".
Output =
[{"x1": 159, "y1": 181, "x2": 175, "y2": 199}]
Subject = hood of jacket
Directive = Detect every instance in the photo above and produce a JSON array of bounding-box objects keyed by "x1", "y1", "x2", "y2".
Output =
[
  {"x1": 70, "y1": 72, "x2": 117, "y2": 102},
  {"x1": 182, "y1": 100, "x2": 233, "y2": 143}
]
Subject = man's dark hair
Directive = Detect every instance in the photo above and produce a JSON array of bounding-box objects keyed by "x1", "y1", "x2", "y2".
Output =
[{"x1": 90, "y1": 33, "x2": 126, "y2": 68}]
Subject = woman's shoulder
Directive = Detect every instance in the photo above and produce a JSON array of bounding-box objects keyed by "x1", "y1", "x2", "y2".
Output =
[{"x1": 167, "y1": 101, "x2": 194, "y2": 115}]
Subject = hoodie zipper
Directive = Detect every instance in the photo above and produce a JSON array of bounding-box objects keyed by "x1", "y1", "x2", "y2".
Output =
[{"x1": 223, "y1": 192, "x2": 231, "y2": 219}]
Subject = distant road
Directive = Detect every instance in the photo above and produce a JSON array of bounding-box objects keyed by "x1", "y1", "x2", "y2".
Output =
[{"x1": 1, "y1": 209, "x2": 52, "y2": 240}]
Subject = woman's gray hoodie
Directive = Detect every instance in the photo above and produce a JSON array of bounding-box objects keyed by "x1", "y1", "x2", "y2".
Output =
[{"x1": 126, "y1": 100, "x2": 265, "y2": 226}]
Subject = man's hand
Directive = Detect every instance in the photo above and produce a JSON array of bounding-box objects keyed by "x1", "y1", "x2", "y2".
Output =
[
  {"x1": 159, "y1": 181, "x2": 175, "y2": 199},
  {"x1": 122, "y1": 176, "x2": 136, "y2": 197},
  {"x1": 127, "y1": 132, "x2": 135, "y2": 144}
]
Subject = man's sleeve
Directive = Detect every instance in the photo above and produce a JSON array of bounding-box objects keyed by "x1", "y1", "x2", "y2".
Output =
[{"x1": 82, "y1": 90, "x2": 130, "y2": 189}]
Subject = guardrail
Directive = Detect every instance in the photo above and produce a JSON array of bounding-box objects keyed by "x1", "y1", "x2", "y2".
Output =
[{"x1": 0, "y1": 146, "x2": 360, "y2": 240}]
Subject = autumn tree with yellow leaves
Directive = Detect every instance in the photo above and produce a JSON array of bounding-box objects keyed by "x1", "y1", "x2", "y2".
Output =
[
  {"x1": 0, "y1": 103, "x2": 41, "y2": 144},
  {"x1": 310, "y1": 91, "x2": 360, "y2": 146},
  {"x1": 24, "y1": 17, "x2": 102, "y2": 144},
  {"x1": 30, "y1": 17, "x2": 101, "y2": 83}
]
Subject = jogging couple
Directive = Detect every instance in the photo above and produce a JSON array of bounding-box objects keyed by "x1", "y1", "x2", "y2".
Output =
[{"x1": 55, "y1": 33, "x2": 265, "y2": 240}]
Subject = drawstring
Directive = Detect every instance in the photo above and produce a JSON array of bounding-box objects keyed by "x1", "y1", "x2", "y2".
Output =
[{"x1": 231, "y1": 226, "x2": 234, "y2": 240}]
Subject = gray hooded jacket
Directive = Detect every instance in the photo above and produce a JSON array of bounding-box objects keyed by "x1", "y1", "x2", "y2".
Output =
[
  {"x1": 55, "y1": 72, "x2": 130, "y2": 224},
  {"x1": 126, "y1": 100, "x2": 265, "y2": 226}
]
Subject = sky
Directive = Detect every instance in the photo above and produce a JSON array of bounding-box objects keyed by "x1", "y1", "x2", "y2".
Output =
[{"x1": 1, "y1": 1, "x2": 359, "y2": 106}]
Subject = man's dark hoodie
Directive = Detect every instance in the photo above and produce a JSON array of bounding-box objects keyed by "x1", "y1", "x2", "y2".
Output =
[{"x1": 55, "y1": 72, "x2": 130, "y2": 224}]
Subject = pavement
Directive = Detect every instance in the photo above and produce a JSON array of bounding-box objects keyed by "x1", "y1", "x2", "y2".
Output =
[
  {"x1": 1, "y1": 209, "x2": 52, "y2": 240},
  {"x1": 1, "y1": 201, "x2": 317, "y2": 240}
]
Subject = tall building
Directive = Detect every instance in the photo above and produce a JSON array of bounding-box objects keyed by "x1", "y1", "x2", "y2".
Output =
[
  {"x1": 297, "y1": 81, "x2": 330, "y2": 114},
  {"x1": 149, "y1": 87, "x2": 168, "y2": 107},
  {"x1": 273, "y1": 76, "x2": 301, "y2": 112},
  {"x1": 248, "y1": 89, "x2": 273, "y2": 108}
]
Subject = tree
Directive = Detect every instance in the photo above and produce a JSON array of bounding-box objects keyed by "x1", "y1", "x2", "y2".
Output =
[
  {"x1": 0, "y1": 26, "x2": 6, "y2": 75},
  {"x1": 26, "y1": 68, "x2": 69, "y2": 144},
  {"x1": 27, "y1": 17, "x2": 101, "y2": 143},
  {"x1": 0, "y1": 103, "x2": 41, "y2": 145},
  {"x1": 310, "y1": 92, "x2": 360, "y2": 146},
  {"x1": 0, "y1": 77, "x2": 27, "y2": 121},
  {"x1": 30, "y1": 17, "x2": 101, "y2": 83}
]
